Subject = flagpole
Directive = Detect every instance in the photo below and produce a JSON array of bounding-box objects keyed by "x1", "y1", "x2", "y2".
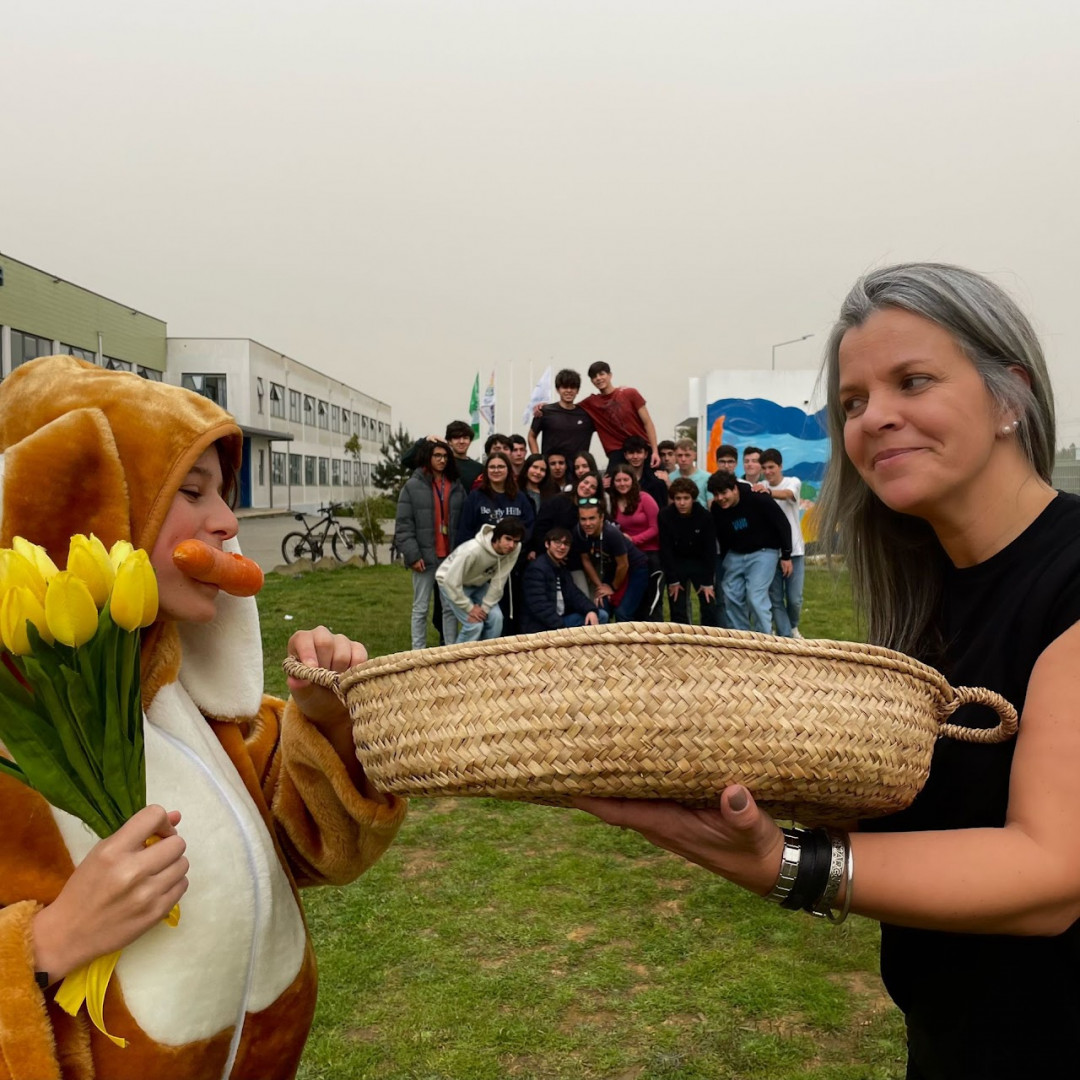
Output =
[{"x1": 508, "y1": 361, "x2": 514, "y2": 436}]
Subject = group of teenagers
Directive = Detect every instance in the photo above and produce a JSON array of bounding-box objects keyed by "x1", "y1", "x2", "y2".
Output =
[
  {"x1": 4, "y1": 263, "x2": 1080, "y2": 1079},
  {"x1": 394, "y1": 362, "x2": 807, "y2": 651}
]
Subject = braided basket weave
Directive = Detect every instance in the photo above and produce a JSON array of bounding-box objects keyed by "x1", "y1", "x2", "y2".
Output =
[{"x1": 284, "y1": 622, "x2": 1017, "y2": 825}]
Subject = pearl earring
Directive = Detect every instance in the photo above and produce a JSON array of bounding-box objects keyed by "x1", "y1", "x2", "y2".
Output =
[{"x1": 1001, "y1": 418, "x2": 1021, "y2": 436}]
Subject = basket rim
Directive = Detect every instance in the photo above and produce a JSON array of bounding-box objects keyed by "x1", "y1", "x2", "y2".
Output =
[{"x1": 338, "y1": 621, "x2": 952, "y2": 696}]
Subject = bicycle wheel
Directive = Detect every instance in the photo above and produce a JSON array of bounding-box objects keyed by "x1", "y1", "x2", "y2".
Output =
[
  {"x1": 332, "y1": 526, "x2": 368, "y2": 563},
  {"x1": 281, "y1": 532, "x2": 319, "y2": 564}
]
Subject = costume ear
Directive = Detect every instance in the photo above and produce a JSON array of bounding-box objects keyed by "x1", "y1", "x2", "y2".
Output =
[{"x1": 0, "y1": 408, "x2": 132, "y2": 565}]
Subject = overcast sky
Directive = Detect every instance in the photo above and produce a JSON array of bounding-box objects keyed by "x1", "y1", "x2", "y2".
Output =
[{"x1": 5, "y1": 0, "x2": 1079, "y2": 448}]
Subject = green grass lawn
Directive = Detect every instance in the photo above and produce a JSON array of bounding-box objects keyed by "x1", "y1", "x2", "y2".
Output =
[{"x1": 258, "y1": 565, "x2": 904, "y2": 1080}]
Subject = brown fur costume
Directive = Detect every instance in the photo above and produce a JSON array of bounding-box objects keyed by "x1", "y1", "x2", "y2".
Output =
[{"x1": 0, "y1": 357, "x2": 406, "y2": 1080}]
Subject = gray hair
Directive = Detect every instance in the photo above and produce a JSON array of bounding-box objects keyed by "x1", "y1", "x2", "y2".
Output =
[{"x1": 815, "y1": 262, "x2": 1056, "y2": 656}]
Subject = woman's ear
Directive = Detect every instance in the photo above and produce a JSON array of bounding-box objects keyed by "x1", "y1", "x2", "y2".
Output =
[{"x1": 1007, "y1": 363, "x2": 1032, "y2": 390}]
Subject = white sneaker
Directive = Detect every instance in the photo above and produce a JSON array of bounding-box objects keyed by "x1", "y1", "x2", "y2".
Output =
[{"x1": 792, "y1": 627, "x2": 804, "y2": 639}]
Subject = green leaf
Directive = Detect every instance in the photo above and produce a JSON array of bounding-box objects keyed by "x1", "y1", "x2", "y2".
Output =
[
  {"x1": 0, "y1": 694, "x2": 112, "y2": 836},
  {"x1": 62, "y1": 666, "x2": 126, "y2": 831}
]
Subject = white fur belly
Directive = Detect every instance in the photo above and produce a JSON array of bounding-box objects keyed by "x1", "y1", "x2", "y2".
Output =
[{"x1": 50, "y1": 681, "x2": 307, "y2": 1045}]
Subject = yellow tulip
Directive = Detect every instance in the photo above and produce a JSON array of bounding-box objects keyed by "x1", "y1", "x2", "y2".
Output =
[
  {"x1": 12, "y1": 537, "x2": 59, "y2": 582},
  {"x1": 108, "y1": 539, "x2": 134, "y2": 575},
  {"x1": 0, "y1": 586, "x2": 53, "y2": 654},
  {"x1": 44, "y1": 572, "x2": 99, "y2": 648},
  {"x1": 66, "y1": 534, "x2": 115, "y2": 609},
  {"x1": 0, "y1": 548, "x2": 48, "y2": 604},
  {"x1": 109, "y1": 549, "x2": 159, "y2": 631}
]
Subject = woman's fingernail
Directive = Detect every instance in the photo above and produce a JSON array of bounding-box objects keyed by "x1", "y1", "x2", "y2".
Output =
[{"x1": 728, "y1": 787, "x2": 748, "y2": 812}]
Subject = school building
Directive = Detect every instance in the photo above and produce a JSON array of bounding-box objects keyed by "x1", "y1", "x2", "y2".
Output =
[{"x1": 0, "y1": 252, "x2": 391, "y2": 511}]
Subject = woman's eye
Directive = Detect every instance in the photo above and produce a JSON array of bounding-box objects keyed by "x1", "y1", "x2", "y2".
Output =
[
  {"x1": 180, "y1": 487, "x2": 201, "y2": 500},
  {"x1": 902, "y1": 374, "x2": 931, "y2": 392},
  {"x1": 841, "y1": 397, "x2": 865, "y2": 417}
]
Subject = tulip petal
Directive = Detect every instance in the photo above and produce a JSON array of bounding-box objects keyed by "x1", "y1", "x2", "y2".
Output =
[
  {"x1": 44, "y1": 572, "x2": 100, "y2": 647},
  {"x1": 55, "y1": 951, "x2": 128, "y2": 1048}
]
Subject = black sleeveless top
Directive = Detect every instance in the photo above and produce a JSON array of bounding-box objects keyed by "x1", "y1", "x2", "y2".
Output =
[{"x1": 862, "y1": 493, "x2": 1080, "y2": 1077}]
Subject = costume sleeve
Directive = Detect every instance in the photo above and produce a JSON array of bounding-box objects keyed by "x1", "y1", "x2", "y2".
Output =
[
  {"x1": 0, "y1": 901, "x2": 63, "y2": 1080},
  {"x1": 250, "y1": 696, "x2": 407, "y2": 888}
]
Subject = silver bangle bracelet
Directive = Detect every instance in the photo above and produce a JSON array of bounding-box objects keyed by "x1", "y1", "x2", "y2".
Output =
[
  {"x1": 811, "y1": 830, "x2": 847, "y2": 919},
  {"x1": 763, "y1": 828, "x2": 802, "y2": 905},
  {"x1": 826, "y1": 835, "x2": 855, "y2": 925}
]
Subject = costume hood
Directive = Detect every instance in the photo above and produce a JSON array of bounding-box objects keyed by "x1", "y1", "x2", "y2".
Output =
[{"x1": 0, "y1": 355, "x2": 241, "y2": 562}]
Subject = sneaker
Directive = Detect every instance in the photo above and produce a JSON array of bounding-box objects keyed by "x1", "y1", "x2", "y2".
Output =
[{"x1": 792, "y1": 627, "x2": 804, "y2": 640}]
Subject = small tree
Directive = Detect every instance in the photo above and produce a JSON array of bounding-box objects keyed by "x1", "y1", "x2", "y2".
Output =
[{"x1": 371, "y1": 423, "x2": 414, "y2": 498}]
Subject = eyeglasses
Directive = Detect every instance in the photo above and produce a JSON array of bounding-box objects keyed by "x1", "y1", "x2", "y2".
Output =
[
  {"x1": 578, "y1": 497, "x2": 600, "y2": 506},
  {"x1": 548, "y1": 538, "x2": 571, "y2": 547},
  {"x1": 431, "y1": 452, "x2": 448, "y2": 460}
]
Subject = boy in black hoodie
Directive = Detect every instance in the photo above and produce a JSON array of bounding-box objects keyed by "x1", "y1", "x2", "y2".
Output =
[{"x1": 658, "y1": 478, "x2": 717, "y2": 625}]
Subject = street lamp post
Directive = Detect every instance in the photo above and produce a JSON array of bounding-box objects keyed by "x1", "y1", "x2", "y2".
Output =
[{"x1": 771, "y1": 333, "x2": 814, "y2": 370}]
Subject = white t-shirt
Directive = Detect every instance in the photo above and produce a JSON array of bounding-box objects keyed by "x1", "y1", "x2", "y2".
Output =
[{"x1": 768, "y1": 475, "x2": 804, "y2": 557}]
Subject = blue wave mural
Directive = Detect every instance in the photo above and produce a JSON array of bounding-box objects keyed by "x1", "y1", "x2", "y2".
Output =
[{"x1": 705, "y1": 397, "x2": 831, "y2": 484}]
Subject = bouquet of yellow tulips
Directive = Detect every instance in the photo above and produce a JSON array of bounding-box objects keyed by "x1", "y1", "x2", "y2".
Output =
[{"x1": 0, "y1": 533, "x2": 161, "y2": 1048}]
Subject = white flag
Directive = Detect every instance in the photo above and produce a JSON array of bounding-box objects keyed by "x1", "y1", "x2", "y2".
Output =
[
  {"x1": 522, "y1": 366, "x2": 554, "y2": 427},
  {"x1": 480, "y1": 370, "x2": 497, "y2": 435}
]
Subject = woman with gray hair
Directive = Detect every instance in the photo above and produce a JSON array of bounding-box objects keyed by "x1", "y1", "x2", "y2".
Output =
[{"x1": 574, "y1": 263, "x2": 1080, "y2": 1077}]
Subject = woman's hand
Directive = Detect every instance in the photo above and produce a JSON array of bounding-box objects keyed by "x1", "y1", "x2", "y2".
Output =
[
  {"x1": 571, "y1": 785, "x2": 785, "y2": 895},
  {"x1": 33, "y1": 806, "x2": 188, "y2": 983}
]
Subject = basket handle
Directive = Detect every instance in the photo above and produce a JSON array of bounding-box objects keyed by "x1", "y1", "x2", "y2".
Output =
[
  {"x1": 937, "y1": 686, "x2": 1018, "y2": 744},
  {"x1": 281, "y1": 655, "x2": 344, "y2": 702}
]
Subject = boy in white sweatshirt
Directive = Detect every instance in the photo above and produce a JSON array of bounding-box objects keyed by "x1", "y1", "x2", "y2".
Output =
[{"x1": 436, "y1": 519, "x2": 525, "y2": 643}]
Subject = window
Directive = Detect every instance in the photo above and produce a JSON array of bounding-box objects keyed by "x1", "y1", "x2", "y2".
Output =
[
  {"x1": 271, "y1": 452, "x2": 286, "y2": 486},
  {"x1": 258, "y1": 449, "x2": 265, "y2": 486},
  {"x1": 137, "y1": 366, "x2": 163, "y2": 381},
  {"x1": 342, "y1": 410, "x2": 351, "y2": 436},
  {"x1": 289, "y1": 389, "x2": 301, "y2": 423},
  {"x1": 317, "y1": 400, "x2": 329, "y2": 430},
  {"x1": 181, "y1": 373, "x2": 226, "y2": 407},
  {"x1": 11, "y1": 330, "x2": 54, "y2": 369},
  {"x1": 318, "y1": 457, "x2": 329, "y2": 485},
  {"x1": 304, "y1": 455, "x2": 316, "y2": 485},
  {"x1": 303, "y1": 395, "x2": 315, "y2": 425},
  {"x1": 361, "y1": 415, "x2": 370, "y2": 438},
  {"x1": 288, "y1": 453, "x2": 302, "y2": 485},
  {"x1": 332, "y1": 459, "x2": 341, "y2": 486},
  {"x1": 343, "y1": 459, "x2": 353, "y2": 485},
  {"x1": 269, "y1": 382, "x2": 285, "y2": 419},
  {"x1": 106, "y1": 357, "x2": 133, "y2": 372},
  {"x1": 331, "y1": 405, "x2": 340, "y2": 433},
  {"x1": 362, "y1": 462, "x2": 371, "y2": 481},
  {"x1": 62, "y1": 344, "x2": 97, "y2": 364},
  {"x1": 256, "y1": 377, "x2": 264, "y2": 415}
]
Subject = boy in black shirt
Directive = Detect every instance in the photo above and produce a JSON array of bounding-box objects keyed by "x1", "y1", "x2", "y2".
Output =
[
  {"x1": 707, "y1": 471, "x2": 792, "y2": 634},
  {"x1": 658, "y1": 478, "x2": 717, "y2": 625}
]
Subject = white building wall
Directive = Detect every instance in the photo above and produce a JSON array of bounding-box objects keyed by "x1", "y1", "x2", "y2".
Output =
[{"x1": 167, "y1": 338, "x2": 391, "y2": 512}]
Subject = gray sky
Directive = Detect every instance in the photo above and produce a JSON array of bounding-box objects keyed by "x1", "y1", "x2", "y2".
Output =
[{"x1": 5, "y1": 0, "x2": 1079, "y2": 447}]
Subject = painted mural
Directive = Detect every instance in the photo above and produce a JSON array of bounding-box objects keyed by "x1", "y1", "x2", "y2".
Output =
[{"x1": 705, "y1": 396, "x2": 830, "y2": 542}]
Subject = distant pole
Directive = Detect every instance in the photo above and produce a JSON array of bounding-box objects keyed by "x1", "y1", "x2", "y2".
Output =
[{"x1": 771, "y1": 333, "x2": 814, "y2": 370}]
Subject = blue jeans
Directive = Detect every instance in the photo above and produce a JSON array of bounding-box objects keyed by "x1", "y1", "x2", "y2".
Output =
[
  {"x1": 411, "y1": 563, "x2": 458, "y2": 650},
  {"x1": 713, "y1": 546, "x2": 729, "y2": 628},
  {"x1": 722, "y1": 549, "x2": 779, "y2": 633},
  {"x1": 770, "y1": 554, "x2": 805, "y2": 637},
  {"x1": 604, "y1": 566, "x2": 649, "y2": 622},
  {"x1": 440, "y1": 582, "x2": 504, "y2": 643},
  {"x1": 563, "y1": 609, "x2": 610, "y2": 628}
]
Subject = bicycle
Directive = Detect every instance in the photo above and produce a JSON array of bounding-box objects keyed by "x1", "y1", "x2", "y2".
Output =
[{"x1": 280, "y1": 503, "x2": 369, "y2": 565}]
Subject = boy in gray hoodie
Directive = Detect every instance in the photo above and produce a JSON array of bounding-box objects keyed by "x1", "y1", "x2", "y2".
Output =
[{"x1": 436, "y1": 518, "x2": 525, "y2": 642}]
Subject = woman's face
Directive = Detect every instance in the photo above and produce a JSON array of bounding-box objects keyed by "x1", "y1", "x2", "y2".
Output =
[
  {"x1": 838, "y1": 307, "x2": 1005, "y2": 522},
  {"x1": 573, "y1": 457, "x2": 591, "y2": 478},
  {"x1": 576, "y1": 474, "x2": 598, "y2": 498},
  {"x1": 486, "y1": 458, "x2": 508, "y2": 486},
  {"x1": 527, "y1": 460, "x2": 547, "y2": 486},
  {"x1": 548, "y1": 455, "x2": 567, "y2": 480},
  {"x1": 613, "y1": 472, "x2": 633, "y2": 495}
]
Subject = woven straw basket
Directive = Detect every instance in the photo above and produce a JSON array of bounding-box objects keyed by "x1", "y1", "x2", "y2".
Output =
[{"x1": 284, "y1": 622, "x2": 1017, "y2": 825}]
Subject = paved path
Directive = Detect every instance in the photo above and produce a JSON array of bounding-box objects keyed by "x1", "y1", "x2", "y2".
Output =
[{"x1": 236, "y1": 511, "x2": 394, "y2": 573}]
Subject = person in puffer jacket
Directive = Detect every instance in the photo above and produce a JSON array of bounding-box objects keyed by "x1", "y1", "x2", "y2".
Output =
[
  {"x1": 394, "y1": 441, "x2": 464, "y2": 650},
  {"x1": 520, "y1": 527, "x2": 608, "y2": 634},
  {"x1": 0, "y1": 356, "x2": 406, "y2": 1080},
  {"x1": 435, "y1": 519, "x2": 524, "y2": 642}
]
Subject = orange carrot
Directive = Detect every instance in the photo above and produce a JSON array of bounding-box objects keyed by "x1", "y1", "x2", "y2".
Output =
[{"x1": 171, "y1": 540, "x2": 264, "y2": 597}]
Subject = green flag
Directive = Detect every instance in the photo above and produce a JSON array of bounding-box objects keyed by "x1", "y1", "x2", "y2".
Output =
[{"x1": 468, "y1": 372, "x2": 480, "y2": 439}]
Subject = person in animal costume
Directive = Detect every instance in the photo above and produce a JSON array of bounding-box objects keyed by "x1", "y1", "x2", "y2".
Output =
[{"x1": 0, "y1": 356, "x2": 407, "y2": 1080}]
